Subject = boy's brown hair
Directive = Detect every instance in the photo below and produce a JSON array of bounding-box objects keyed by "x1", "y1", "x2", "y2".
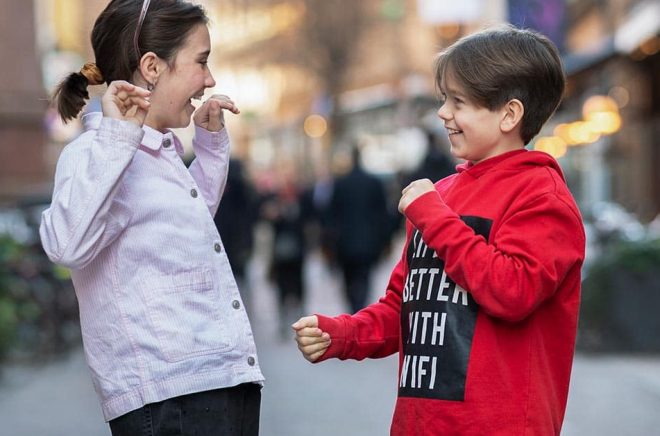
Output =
[{"x1": 435, "y1": 25, "x2": 565, "y2": 144}]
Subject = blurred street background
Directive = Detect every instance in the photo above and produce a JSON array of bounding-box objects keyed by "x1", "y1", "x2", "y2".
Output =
[{"x1": 1, "y1": 0, "x2": 659, "y2": 435}]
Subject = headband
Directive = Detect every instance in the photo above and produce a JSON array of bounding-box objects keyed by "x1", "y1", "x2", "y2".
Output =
[{"x1": 134, "y1": 0, "x2": 152, "y2": 61}]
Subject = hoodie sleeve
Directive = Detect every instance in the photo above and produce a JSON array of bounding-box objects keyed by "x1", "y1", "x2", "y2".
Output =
[
  {"x1": 314, "y1": 243, "x2": 409, "y2": 362},
  {"x1": 404, "y1": 189, "x2": 585, "y2": 322}
]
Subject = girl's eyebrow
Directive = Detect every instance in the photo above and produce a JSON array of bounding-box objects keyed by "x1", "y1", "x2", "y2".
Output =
[{"x1": 198, "y1": 50, "x2": 211, "y2": 58}]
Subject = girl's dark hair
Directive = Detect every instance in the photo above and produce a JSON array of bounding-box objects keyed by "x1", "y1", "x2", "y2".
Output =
[
  {"x1": 435, "y1": 25, "x2": 566, "y2": 144},
  {"x1": 53, "y1": 0, "x2": 208, "y2": 122}
]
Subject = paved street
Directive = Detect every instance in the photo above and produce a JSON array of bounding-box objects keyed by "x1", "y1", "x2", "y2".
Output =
[{"x1": 1, "y1": 232, "x2": 660, "y2": 435}]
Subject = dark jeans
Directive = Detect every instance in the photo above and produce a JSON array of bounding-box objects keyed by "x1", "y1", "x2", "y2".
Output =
[{"x1": 109, "y1": 383, "x2": 261, "y2": 436}]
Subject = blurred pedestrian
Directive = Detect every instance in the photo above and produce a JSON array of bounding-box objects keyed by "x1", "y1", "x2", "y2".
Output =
[
  {"x1": 293, "y1": 25, "x2": 585, "y2": 435},
  {"x1": 326, "y1": 146, "x2": 390, "y2": 313},
  {"x1": 261, "y1": 164, "x2": 307, "y2": 339},
  {"x1": 214, "y1": 158, "x2": 258, "y2": 313},
  {"x1": 403, "y1": 129, "x2": 455, "y2": 186},
  {"x1": 39, "y1": 1, "x2": 263, "y2": 434},
  {"x1": 302, "y1": 164, "x2": 335, "y2": 260}
]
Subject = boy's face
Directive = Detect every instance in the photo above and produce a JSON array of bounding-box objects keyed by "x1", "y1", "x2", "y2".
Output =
[{"x1": 437, "y1": 71, "x2": 514, "y2": 164}]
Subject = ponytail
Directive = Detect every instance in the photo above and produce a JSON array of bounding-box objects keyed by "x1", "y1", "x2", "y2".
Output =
[{"x1": 52, "y1": 63, "x2": 105, "y2": 123}]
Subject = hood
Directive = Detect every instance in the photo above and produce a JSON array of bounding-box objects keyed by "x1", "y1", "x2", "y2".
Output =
[{"x1": 455, "y1": 150, "x2": 565, "y2": 181}]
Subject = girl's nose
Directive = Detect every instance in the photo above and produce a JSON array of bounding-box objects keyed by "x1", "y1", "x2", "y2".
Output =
[{"x1": 206, "y1": 70, "x2": 216, "y2": 88}]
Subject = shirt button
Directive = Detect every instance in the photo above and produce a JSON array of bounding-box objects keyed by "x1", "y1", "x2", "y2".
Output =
[
  {"x1": 214, "y1": 243, "x2": 222, "y2": 253},
  {"x1": 162, "y1": 138, "x2": 172, "y2": 148},
  {"x1": 247, "y1": 356, "x2": 255, "y2": 366},
  {"x1": 190, "y1": 188, "x2": 198, "y2": 198},
  {"x1": 232, "y1": 300, "x2": 241, "y2": 309}
]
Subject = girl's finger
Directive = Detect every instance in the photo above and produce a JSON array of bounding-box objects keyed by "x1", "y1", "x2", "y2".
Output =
[
  {"x1": 112, "y1": 82, "x2": 151, "y2": 100},
  {"x1": 208, "y1": 95, "x2": 240, "y2": 114},
  {"x1": 133, "y1": 106, "x2": 149, "y2": 125},
  {"x1": 126, "y1": 96, "x2": 151, "y2": 110}
]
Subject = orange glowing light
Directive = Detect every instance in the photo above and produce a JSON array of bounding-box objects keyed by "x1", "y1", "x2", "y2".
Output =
[
  {"x1": 304, "y1": 114, "x2": 327, "y2": 138},
  {"x1": 534, "y1": 136, "x2": 567, "y2": 158}
]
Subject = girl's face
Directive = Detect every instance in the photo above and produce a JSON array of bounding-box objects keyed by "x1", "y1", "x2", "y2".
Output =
[{"x1": 148, "y1": 24, "x2": 216, "y2": 131}]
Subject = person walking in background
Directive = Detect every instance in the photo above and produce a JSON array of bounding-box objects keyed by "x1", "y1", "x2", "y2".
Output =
[
  {"x1": 403, "y1": 129, "x2": 456, "y2": 187},
  {"x1": 326, "y1": 146, "x2": 390, "y2": 313},
  {"x1": 302, "y1": 163, "x2": 335, "y2": 263},
  {"x1": 39, "y1": 1, "x2": 263, "y2": 434},
  {"x1": 261, "y1": 163, "x2": 308, "y2": 339},
  {"x1": 293, "y1": 25, "x2": 585, "y2": 435},
  {"x1": 214, "y1": 158, "x2": 258, "y2": 314}
]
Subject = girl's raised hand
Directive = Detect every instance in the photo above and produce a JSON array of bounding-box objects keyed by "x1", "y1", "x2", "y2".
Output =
[
  {"x1": 101, "y1": 81, "x2": 151, "y2": 127},
  {"x1": 193, "y1": 94, "x2": 240, "y2": 132}
]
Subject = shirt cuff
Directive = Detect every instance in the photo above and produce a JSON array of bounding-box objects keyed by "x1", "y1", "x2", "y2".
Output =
[
  {"x1": 98, "y1": 117, "x2": 144, "y2": 151},
  {"x1": 193, "y1": 125, "x2": 229, "y2": 152}
]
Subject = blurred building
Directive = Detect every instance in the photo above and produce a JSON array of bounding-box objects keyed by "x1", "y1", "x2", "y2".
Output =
[
  {"x1": 4, "y1": 0, "x2": 658, "y2": 224},
  {"x1": 533, "y1": 0, "x2": 660, "y2": 222},
  {"x1": 0, "y1": 0, "x2": 49, "y2": 202},
  {"x1": 0, "y1": 0, "x2": 109, "y2": 204},
  {"x1": 209, "y1": 0, "x2": 506, "y2": 180}
]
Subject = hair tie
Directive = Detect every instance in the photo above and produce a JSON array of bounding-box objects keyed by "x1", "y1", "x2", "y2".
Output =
[{"x1": 80, "y1": 63, "x2": 104, "y2": 85}]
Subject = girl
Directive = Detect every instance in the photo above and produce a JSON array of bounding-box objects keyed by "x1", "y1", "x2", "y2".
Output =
[{"x1": 40, "y1": 1, "x2": 264, "y2": 435}]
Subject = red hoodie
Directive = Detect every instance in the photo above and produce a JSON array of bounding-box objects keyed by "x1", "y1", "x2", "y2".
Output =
[{"x1": 316, "y1": 150, "x2": 585, "y2": 436}]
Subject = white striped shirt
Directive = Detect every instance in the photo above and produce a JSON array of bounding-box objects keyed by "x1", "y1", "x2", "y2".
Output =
[{"x1": 40, "y1": 112, "x2": 264, "y2": 421}]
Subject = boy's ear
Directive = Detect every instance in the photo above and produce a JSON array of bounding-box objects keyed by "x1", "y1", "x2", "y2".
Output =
[
  {"x1": 500, "y1": 99, "x2": 524, "y2": 134},
  {"x1": 137, "y1": 51, "x2": 163, "y2": 87}
]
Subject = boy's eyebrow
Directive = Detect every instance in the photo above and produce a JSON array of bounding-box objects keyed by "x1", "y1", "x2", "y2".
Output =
[
  {"x1": 444, "y1": 85, "x2": 465, "y2": 97},
  {"x1": 441, "y1": 87, "x2": 461, "y2": 95}
]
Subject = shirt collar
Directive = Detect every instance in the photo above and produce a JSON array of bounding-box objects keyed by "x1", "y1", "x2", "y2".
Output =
[{"x1": 82, "y1": 112, "x2": 184, "y2": 155}]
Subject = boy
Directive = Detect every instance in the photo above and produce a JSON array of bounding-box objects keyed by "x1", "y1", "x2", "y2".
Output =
[{"x1": 293, "y1": 25, "x2": 585, "y2": 435}]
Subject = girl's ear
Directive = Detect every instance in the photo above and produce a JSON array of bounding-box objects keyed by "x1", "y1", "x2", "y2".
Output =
[
  {"x1": 137, "y1": 51, "x2": 163, "y2": 87},
  {"x1": 500, "y1": 99, "x2": 524, "y2": 134}
]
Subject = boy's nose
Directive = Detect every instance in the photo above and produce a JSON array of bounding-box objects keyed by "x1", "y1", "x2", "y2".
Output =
[{"x1": 437, "y1": 104, "x2": 450, "y2": 121}]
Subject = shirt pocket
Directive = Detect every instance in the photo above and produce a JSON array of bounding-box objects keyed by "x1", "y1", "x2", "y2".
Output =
[{"x1": 140, "y1": 268, "x2": 231, "y2": 362}]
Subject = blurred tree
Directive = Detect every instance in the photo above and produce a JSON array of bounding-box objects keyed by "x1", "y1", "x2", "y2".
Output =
[
  {"x1": 295, "y1": 0, "x2": 370, "y2": 147},
  {"x1": 222, "y1": 0, "x2": 370, "y2": 147}
]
